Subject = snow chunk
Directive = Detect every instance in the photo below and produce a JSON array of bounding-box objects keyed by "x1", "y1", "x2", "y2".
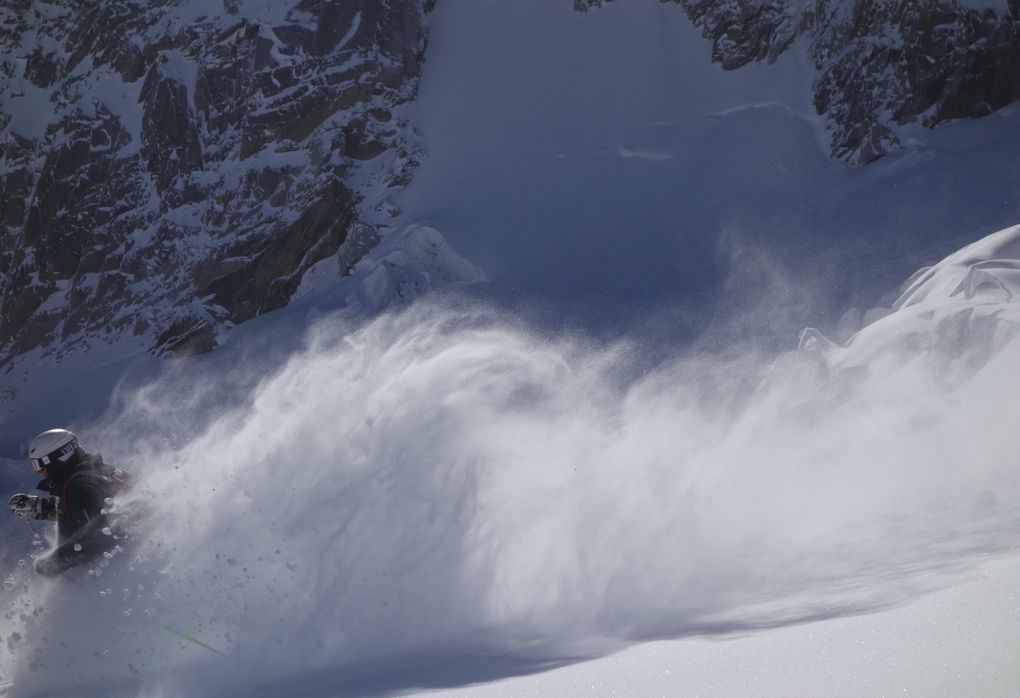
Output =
[
  {"x1": 351, "y1": 225, "x2": 487, "y2": 313},
  {"x1": 802, "y1": 223, "x2": 1020, "y2": 379}
]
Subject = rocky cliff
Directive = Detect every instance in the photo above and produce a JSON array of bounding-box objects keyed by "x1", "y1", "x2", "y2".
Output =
[
  {"x1": 0, "y1": 0, "x2": 434, "y2": 367},
  {"x1": 579, "y1": 0, "x2": 1020, "y2": 165},
  {"x1": 4, "y1": 0, "x2": 1020, "y2": 375}
]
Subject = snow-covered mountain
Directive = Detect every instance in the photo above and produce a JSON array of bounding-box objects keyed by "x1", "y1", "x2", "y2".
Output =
[
  {"x1": 4, "y1": 0, "x2": 1020, "y2": 383},
  {"x1": 1, "y1": 0, "x2": 433, "y2": 368},
  {"x1": 2, "y1": 0, "x2": 1020, "y2": 696},
  {"x1": 582, "y1": 0, "x2": 1020, "y2": 164}
]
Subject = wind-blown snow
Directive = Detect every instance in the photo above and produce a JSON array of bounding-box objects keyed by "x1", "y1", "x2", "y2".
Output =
[
  {"x1": 4, "y1": 0, "x2": 1020, "y2": 695},
  {"x1": 2, "y1": 224, "x2": 1019, "y2": 696}
]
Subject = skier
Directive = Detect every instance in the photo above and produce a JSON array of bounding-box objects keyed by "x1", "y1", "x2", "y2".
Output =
[{"x1": 8, "y1": 428, "x2": 129, "y2": 577}]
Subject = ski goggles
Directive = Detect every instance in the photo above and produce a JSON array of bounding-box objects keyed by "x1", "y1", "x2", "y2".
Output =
[{"x1": 30, "y1": 440, "x2": 78, "y2": 474}]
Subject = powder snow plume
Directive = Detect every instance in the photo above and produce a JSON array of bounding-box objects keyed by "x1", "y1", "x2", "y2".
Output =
[{"x1": 2, "y1": 227, "x2": 1020, "y2": 697}]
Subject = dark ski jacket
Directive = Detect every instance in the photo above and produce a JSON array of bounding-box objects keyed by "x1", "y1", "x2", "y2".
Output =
[{"x1": 35, "y1": 454, "x2": 119, "y2": 569}]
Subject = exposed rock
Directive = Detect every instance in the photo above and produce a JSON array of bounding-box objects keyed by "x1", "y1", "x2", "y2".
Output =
[
  {"x1": 155, "y1": 317, "x2": 218, "y2": 357},
  {"x1": 579, "y1": 0, "x2": 1020, "y2": 165},
  {"x1": 203, "y1": 180, "x2": 357, "y2": 322},
  {"x1": 0, "y1": 0, "x2": 434, "y2": 366},
  {"x1": 810, "y1": 1, "x2": 1020, "y2": 164},
  {"x1": 338, "y1": 223, "x2": 382, "y2": 277},
  {"x1": 681, "y1": 0, "x2": 799, "y2": 70},
  {"x1": 140, "y1": 57, "x2": 205, "y2": 200}
]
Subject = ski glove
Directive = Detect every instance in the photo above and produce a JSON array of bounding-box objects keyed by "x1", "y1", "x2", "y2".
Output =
[
  {"x1": 33, "y1": 554, "x2": 65, "y2": 577},
  {"x1": 9, "y1": 494, "x2": 56, "y2": 521}
]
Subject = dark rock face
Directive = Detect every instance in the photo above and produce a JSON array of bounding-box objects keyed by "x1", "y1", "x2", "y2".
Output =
[
  {"x1": 0, "y1": 0, "x2": 433, "y2": 365},
  {"x1": 579, "y1": 0, "x2": 1020, "y2": 165},
  {"x1": 809, "y1": 1, "x2": 1020, "y2": 164},
  {"x1": 680, "y1": 0, "x2": 799, "y2": 70}
]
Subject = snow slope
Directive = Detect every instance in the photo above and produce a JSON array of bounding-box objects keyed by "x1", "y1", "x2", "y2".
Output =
[
  {"x1": 420, "y1": 556, "x2": 1020, "y2": 698},
  {"x1": 3, "y1": 0, "x2": 1020, "y2": 696}
]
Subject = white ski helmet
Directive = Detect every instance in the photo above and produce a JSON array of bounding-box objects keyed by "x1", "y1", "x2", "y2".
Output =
[{"x1": 29, "y1": 428, "x2": 82, "y2": 474}]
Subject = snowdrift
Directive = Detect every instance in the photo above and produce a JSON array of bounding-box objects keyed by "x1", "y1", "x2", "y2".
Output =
[
  {"x1": 2, "y1": 224, "x2": 1019, "y2": 696},
  {"x1": 796, "y1": 222, "x2": 1020, "y2": 368}
]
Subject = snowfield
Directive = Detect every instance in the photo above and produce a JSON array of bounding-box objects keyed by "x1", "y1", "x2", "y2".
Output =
[{"x1": 421, "y1": 556, "x2": 1020, "y2": 698}]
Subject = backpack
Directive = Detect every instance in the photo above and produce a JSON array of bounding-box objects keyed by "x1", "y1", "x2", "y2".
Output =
[{"x1": 63, "y1": 453, "x2": 135, "y2": 504}]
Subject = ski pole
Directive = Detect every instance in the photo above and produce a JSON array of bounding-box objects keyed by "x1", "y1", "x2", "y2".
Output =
[{"x1": 161, "y1": 625, "x2": 228, "y2": 656}]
